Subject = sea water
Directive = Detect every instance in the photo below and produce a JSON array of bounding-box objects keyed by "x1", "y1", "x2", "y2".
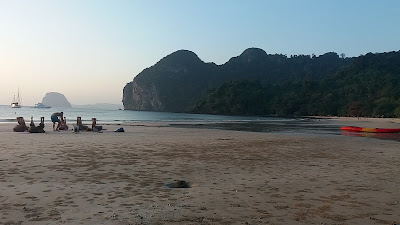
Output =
[
  {"x1": 2, "y1": 105, "x2": 398, "y2": 142},
  {"x1": 0, "y1": 105, "x2": 283, "y2": 124}
]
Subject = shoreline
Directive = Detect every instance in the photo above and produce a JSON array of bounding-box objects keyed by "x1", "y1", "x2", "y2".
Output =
[
  {"x1": 0, "y1": 120, "x2": 399, "y2": 224},
  {"x1": 306, "y1": 115, "x2": 400, "y2": 124},
  {"x1": 2, "y1": 115, "x2": 400, "y2": 127}
]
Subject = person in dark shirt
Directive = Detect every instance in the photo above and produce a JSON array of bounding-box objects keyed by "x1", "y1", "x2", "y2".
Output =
[{"x1": 51, "y1": 112, "x2": 63, "y2": 131}]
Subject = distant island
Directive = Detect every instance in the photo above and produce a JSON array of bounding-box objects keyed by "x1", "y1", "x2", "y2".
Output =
[
  {"x1": 42, "y1": 92, "x2": 72, "y2": 108},
  {"x1": 123, "y1": 48, "x2": 400, "y2": 117}
]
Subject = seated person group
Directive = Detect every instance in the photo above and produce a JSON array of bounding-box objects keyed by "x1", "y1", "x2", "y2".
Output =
[{"x1": 14, "y1": 113, "x2": 101, "y2": 132}]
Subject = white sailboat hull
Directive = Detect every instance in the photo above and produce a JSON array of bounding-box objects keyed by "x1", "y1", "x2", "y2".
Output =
[
  {"x1": 11, "y1": 89, "x2": 22, "y2": 108},
  {"x1": 11, "y1": 103, "x2": 21, "y2": 108}
]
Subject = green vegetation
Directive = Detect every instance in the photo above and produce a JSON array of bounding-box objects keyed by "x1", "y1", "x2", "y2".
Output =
[
  {"x1": 123, "y1": 48, "x2": 400, "y2": 117},
  {"x1": 191, "y1": 51, "x2": 400, "y2": 117},
  {"x1": 191, "y1": 80, "x2": 270, "y2": 115}
]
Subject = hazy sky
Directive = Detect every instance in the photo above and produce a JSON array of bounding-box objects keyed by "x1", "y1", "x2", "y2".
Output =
[{"x1": 1, "y1": 0, "x2": 399, "y2": 106}]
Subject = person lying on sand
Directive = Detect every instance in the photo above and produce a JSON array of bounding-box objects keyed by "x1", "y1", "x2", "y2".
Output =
[
  {"x1": 73, "y1": 117, "x2": 103, "y2": 132},
  {"x1": 28, "y1": 116, "x2": 45, "y2": 133}
]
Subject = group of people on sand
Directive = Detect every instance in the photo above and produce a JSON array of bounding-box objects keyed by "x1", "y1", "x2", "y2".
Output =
[
  {"x1": 13, "y1": 116, "x2": 45, "y2": 133},
  {"x1": 51, "y1": 112, "x2": 68, "y2": 131},
  {"x1": 13, "y1": 112, "x2": 102, "y2": 133}
]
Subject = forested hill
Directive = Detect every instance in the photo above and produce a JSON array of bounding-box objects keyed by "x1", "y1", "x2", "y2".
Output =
[
  {"x1": 191, "y1": 51, "x2": 400, "y2": 117},
  {"x1": 123, "y1": 48, "x2": 400, "y2": 117}
]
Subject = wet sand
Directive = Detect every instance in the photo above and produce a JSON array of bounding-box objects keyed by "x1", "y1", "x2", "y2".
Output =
[{"x1": 0, "y1": 119, "x2": 399, "y2": 225}]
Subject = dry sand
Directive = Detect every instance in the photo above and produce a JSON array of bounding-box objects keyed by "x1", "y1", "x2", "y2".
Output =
[{"x1": 0, "y1": 119, "x2": 399, "y2": 225}]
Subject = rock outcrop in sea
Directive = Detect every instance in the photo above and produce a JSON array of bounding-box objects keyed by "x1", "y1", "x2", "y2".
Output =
[{"x1": 42, "y1": 92, "x2": 72, "y2": 108}]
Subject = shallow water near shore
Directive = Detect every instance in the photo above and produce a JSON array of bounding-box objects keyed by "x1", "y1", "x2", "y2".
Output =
[
  {"x1": 171, "y1": 119, "x2": 340, "y2": 134},
  {"x1": 2, "y1": 105, "x2": 400, "y2": 142},
  {"x1": 0, "y1": 105, "x2": 281, "y2": 124},
  {"x1": 171, "y1": 119, "x2": 400, "y2": 142}
]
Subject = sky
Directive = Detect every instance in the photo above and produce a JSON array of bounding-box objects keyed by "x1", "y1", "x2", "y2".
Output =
[{"x1": 0, "y1": 0, "x2": 399, "y2": 106}]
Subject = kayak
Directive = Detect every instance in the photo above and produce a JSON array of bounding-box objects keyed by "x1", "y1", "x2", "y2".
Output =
[{"x1": 341, "y1": 126, "x2": 400, "y2": 133}]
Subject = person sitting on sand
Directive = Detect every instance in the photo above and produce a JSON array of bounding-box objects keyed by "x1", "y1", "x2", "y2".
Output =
[
  {"x1": 51, "y1": 112, "x2": 63, "y2": 131},
  {"x1": 13, "y1": 117, "x2": 28, "y2": 132},
  {"x1": 76, "y1": 117, "x2": 90, "y2": 131},
  {"x1": 58, "y1": 117, "x2": 69, "y2": 131},
  {"x1": 91, "y1": 118, "x2": 103, "y2": 132}
]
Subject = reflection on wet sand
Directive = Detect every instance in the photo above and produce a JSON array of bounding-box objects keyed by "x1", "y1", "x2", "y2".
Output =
[{"x1": 341, "y1": 131, "x2": 400, "y2": 142}]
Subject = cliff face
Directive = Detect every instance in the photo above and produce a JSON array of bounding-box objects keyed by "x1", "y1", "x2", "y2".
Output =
[
  {"x1": 122, "y1": 48, "x2": 348, "y2": 112},
  {"x1": 123, "y1": 81, "x2": 163, "y2": 111},
  {"x1": 123, "y1": 49, "x2": 218, "y2": 112},
  {"x1": 42, "y1": 92, "x2": 72, "y2": 108}
]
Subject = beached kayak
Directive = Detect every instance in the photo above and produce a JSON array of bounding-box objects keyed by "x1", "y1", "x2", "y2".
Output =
[{"x1": 341, "y1": 126, "x2": 400, "y2": 133}]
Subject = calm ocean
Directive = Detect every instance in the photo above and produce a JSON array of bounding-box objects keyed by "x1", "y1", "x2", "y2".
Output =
[
  {"x1": 0, "y1": 105, "x2": 284, "y2": 124},
  {"x1": 2, "y1": 106, "x2": 399, "y2": 142}
]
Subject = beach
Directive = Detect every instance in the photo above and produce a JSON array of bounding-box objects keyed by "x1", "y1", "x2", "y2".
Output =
[{"x1": 0, "y1": 118, "x2": 399, "y2": 225}]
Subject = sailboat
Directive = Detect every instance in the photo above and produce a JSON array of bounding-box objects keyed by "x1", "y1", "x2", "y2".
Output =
[{"x1": 11, "y1": 89, "x2": 22, "y2": 108}]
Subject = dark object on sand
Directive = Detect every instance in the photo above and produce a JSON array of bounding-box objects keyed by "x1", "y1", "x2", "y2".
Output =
[
  {"x1": 13, "y1": 117, "x2": 28, "y2": 132},
  {"x1": 166, "y1": 180, "x2": 191, "y2": 188},
  {"x1": 28, "y1": 116, "x2": 45, "y2": 133},
  {"x1": 114, "y1": 127, "x2": 124, "y2": 132}
]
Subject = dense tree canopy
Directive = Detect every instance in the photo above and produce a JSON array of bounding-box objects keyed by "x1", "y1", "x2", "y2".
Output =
[
  {"x1": 191, "y1": 51, "x2": 400, "y2": 117},
  {"x1": 124, "y1": 48, "x2": 400, "y2": 117}
]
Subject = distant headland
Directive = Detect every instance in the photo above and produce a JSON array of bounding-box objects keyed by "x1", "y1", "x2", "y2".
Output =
[{"x1": 123, "y1": 48, "x2": 400, "y2": 118}]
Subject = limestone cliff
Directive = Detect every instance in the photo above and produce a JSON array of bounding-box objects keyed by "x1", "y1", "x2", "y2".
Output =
[
  {"x1": 123, "y1": 50, "x2": 217, "y2": 112},
  {"x1": 122, "y1": 48, "x2": 348, "y2": 112},
  {"x1": 123, "y1": 81, "x2": 163, "y2": 111}
]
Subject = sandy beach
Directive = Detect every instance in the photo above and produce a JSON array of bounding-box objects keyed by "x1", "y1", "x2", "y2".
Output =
[{"x1": 0, "y1": 118, "x2": 399, "y2": 225}]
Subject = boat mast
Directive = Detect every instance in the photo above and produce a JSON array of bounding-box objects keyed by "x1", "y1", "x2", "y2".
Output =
[{"x1": 17, "y1": 87, "x2": 22, "y2": 105}]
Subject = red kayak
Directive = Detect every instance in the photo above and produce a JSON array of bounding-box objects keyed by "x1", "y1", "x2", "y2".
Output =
[{"x1": 341, "y1": 126, "x2": 400, "y2": 133}]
